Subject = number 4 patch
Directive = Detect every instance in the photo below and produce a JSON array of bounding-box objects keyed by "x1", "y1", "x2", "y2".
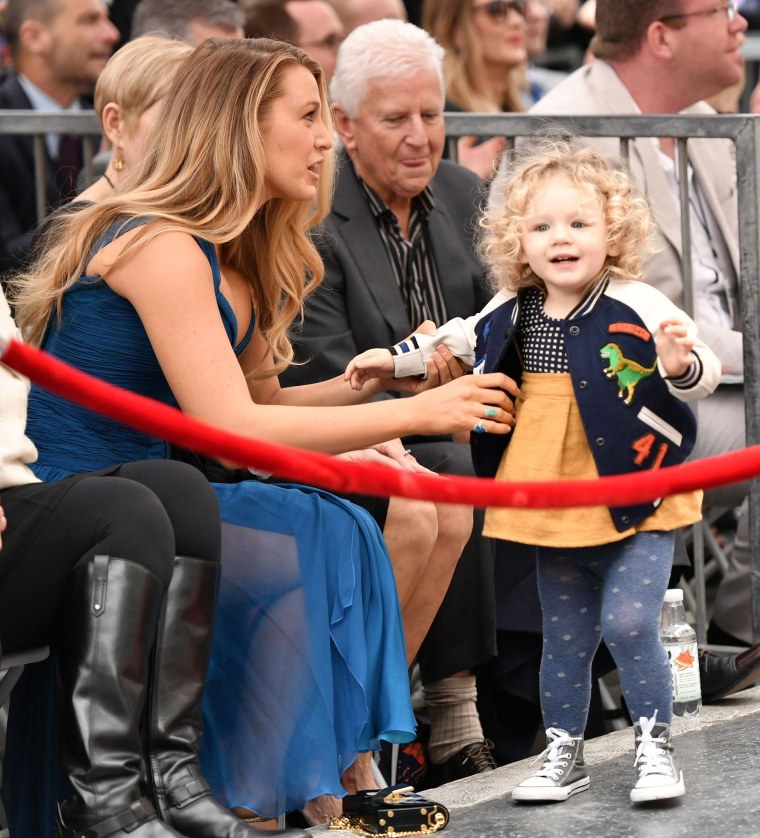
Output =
[{"x1": 632, "y1": 433, "x2": 668, "y2": 469}]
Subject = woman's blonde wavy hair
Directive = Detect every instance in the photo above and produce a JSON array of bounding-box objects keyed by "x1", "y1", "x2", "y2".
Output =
[
  {"x1": 423, "y1": 0, "x2": 523, "y2": 113},
  {"x1": 93, "y1": 34, "x2": 194, "y2": 143},
  {"x1": 482, "y1": 138, "x2": 654, "y2": 294},
  {"x1": 14, "y1": 37, "x2": 336, "y2": 378}
]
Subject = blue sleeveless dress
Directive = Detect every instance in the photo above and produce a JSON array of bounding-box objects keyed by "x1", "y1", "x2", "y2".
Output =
[{"x1": 26, "y1": 223, "x2": 415, "y2": 817}]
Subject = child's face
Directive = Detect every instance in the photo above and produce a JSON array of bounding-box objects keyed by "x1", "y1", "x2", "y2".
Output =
[{"x1": 519, "y1": 174, "x2": 615, "y2": 306}]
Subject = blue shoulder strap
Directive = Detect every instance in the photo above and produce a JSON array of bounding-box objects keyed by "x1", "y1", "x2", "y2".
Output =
[
  {"x1": 91, "y1": 216, "x2": 151, "y2": 254},
  {"x1": 192, "y1": 237, "x2": 255, "y2": 353},
  {"x1": 90, "y1": 221, "x2": 254, "y2": 353}
]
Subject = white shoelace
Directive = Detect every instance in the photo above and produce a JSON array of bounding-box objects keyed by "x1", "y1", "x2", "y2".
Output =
[
  {"x1": 532, "y1": 727, "x2": 575, "y2": 780},
  {"x1": 634, "y1": 711, "x2": 674, "y2": 778}
]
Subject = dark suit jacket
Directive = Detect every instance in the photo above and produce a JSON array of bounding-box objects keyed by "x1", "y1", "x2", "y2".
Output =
[
  {"x1": 282, "y1": 155, "x2": 492, "y2": 388},
  {"x1": 283, "y1": 155, "x2": 498, "y2": 682},
  {"x1": 0, "y1": 74, "x2": 77, "y2": 272}
]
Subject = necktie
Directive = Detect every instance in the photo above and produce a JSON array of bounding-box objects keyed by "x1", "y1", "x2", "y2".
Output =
[{"x1": 55, "y1": 134, "x2": 82, "y2": 198}]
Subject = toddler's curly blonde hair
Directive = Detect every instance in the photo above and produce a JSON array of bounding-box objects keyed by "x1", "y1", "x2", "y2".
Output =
[{"x1": 481, "y1": 137, "x2": 654, "y2": 294}]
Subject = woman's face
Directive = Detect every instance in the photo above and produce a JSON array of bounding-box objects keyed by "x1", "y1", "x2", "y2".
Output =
[
  {"x1": 120, "y1": 99, "x2": 164, "y2": 169},
  {"x1": 469, "y1": 0, "x2": 528, "y2": 71},
  {"x1": 260, "y1": 65, "x2": 333, "y2": 203}
]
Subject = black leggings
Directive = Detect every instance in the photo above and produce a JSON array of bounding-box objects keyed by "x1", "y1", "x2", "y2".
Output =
[{"x1": 0, "y1": 459, "x2": 221, "y2": 655}]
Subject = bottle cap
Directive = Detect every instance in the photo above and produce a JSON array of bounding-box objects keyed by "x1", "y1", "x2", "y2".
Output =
[{"x1": 664, "y1": 589, "x2": 684, "y2": 603}]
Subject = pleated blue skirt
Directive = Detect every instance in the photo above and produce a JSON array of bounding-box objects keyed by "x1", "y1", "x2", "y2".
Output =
[{"x1": 200, "y1": 480, "x2": 416, "y2": 817}]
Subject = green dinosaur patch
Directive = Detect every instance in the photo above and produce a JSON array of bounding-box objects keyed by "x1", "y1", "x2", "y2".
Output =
[{"x1": 600, "y1": 342, "x2": 656, "y2": 405}]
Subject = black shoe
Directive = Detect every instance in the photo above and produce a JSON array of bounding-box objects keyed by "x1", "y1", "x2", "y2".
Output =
[
  {"x1": 699, "y1": 643, "x2": 760, "y2": 703},
  {"x1": 706, "y1": 621, "x2": 750, "y2": 649},
  {"x1": 429, "y1": 740, "x2": 498, "y2": 786}
]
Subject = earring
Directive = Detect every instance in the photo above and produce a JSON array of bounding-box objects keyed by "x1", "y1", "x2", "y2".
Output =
[{"x1": 113, "y1": 146, "x2": 124, "y2": 172}]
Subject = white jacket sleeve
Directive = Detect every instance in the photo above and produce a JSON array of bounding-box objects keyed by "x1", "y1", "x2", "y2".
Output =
[
  {"x1": 0, "y1": 291, "x2": 40, "y2": 488},
  {"x1": 391, "y1": 289, "x2": 511, "y2": 378}
]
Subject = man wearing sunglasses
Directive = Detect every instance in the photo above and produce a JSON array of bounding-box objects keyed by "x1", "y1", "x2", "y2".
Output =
[{"x1": 494, "y1": 0, "x2": 760, "y2": 702}]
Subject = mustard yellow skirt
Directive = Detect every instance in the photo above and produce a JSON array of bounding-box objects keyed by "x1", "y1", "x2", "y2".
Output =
[{"x1": 483, "y1": 372, "x2": 702, "y2": 547}]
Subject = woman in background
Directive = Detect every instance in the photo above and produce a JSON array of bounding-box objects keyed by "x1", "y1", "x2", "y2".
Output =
[
  {"x1": 78, "y1": 35, "x2": 193, "y2": 201},
  {"x1": 423, "y1": 0, "x2": 528, "y2": 179}
]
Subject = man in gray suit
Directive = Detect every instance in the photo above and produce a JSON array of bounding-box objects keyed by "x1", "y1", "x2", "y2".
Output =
[
  {"x1": 510, "y1": 0, "x2": 760, "y2": 695},
  {"x1": 282, "y1": 19, "x2": 500, "y2": 783}
]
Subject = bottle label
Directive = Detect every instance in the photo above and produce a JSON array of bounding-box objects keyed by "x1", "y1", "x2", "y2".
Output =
[{"x1": 663, "y1": 640, "x2": 701, "y2": 703}]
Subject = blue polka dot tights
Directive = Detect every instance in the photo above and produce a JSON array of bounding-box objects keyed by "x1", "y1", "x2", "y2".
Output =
[{"x1": 535, "y1": 531, "x2": 674, "y2": 734}]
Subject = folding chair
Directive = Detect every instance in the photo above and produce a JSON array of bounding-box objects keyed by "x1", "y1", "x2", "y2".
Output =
[{"x1": 0, "y1": 646, "x2": 50, "y2": 837}]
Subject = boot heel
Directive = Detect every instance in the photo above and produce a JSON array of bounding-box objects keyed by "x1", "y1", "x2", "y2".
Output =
[{"x1": 55, "y1": 797, "x2": 170, "y2": 838}]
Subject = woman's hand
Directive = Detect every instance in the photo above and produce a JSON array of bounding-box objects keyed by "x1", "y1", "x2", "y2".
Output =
[
  {"x1": 457, "y1": 136, "x2": 507, "y2": 181},
  {"x1": 656, "y1": 319, "x2": 696, "y2": 378},
  {"x1": 393, "y1": 343, "x2": 469, "y2": 395},
  {"x1": 351, "y1": 320, "x2": 469, "y2": 396},
  {"x1": 412, "y1": 372, "x2": 519, "y2": 436},
  {"x1": 337, "y1": 440, "x2": 434, "y2": 473}
]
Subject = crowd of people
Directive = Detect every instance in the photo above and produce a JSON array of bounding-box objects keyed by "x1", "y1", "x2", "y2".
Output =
[{"x1": 0, "y1": 0, "x2": 760, "y2": 835}]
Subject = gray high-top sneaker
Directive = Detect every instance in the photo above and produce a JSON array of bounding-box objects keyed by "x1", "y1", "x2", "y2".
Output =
[
  {"x1": 512, "y1": 728, "x2": 590, "y2": 802},
  {"x1": 631, "y1": 712, "x2": 685, "y2": 803}
]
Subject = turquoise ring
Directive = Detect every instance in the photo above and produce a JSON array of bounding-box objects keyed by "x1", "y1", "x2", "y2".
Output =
[{"x1": 484, "y1": 407, "x2": 498, "y2": 418}]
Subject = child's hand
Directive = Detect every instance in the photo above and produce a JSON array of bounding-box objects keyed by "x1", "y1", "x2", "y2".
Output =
[
  {"x1": 344, "y1": 348, "x2": 394, "y2": 391},
  {"x1": 656, "y1": 319, "x2": 695, "y2": 378}
]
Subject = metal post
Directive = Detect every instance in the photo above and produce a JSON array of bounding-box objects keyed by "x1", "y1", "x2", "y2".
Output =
[{"x1": 735, "y1": 117, "x2": 760, "y2": 643}]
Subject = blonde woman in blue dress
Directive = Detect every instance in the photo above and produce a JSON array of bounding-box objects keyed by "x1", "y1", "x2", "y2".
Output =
[{"x1": 15, "y1": 37, "x2": 517, "y2": 828}]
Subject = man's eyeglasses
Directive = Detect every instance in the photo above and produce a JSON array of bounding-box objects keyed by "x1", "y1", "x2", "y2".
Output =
[
  {"x1": 658, "y1": 1, "x2": 736, "y2": 24},
  {"x1": 472, "y1": 0, "x2": 527, "y2": 22}
]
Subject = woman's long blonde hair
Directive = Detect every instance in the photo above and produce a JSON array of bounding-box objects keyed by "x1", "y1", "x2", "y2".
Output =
[
  {"x1": 15, "y1": 38, "x2": 336, "y2": 377},
  {"x1": 422, "y1": 0, "x2": 523, "y2": 113}
]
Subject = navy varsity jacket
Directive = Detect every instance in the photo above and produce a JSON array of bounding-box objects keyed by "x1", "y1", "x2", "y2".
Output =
[{"x1": 388, "y1": 276, "x2": 721, "y2": 531}]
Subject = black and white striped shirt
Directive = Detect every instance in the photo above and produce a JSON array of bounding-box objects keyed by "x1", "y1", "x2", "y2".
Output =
[{"x1": 358, "y1": 174, "x2": 448, "y2": 329}]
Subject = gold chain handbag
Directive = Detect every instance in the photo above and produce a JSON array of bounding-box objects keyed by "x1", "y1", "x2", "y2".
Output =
[{"x1": 329, "y1": 785, "x2": 449, "y2": 836}]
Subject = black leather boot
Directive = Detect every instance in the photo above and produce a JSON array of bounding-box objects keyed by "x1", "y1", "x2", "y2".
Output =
[
  {"x1": 147, "y1": 556, "x2": 307, "y2": 837},
  {"x1": 55, "y1": 555, "x2": 184, "y2": 837}
]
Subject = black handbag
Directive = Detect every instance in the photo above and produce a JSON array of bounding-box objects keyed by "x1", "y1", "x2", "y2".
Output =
[{"x1": 330, "y1": 784, "x2": 450, "y2": 835}]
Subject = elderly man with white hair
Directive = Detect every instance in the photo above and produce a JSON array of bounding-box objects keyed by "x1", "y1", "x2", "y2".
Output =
[{"x1": 283, "y1": 19, "x2": 501, "y2": 786}]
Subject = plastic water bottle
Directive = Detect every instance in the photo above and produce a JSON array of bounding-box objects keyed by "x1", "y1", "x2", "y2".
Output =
[{"x1": 660, "y1": 589, "x2": 701, "y2": 718}]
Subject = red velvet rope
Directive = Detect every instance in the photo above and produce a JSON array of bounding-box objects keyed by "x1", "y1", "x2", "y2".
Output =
[{"x1": 1, "y1": 336, "x2": 751, "y2": 509}]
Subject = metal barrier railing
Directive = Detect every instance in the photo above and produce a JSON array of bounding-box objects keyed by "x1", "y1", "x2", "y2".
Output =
[
  {"x1": 2, "y1": 109, "x2": 760, "y2": 642},
  {"x1": 444, "y1": 112, "x2": 760, "y2": 645},
  {"x1": 0, "y1": 110, "x2": 100, "y2": 224}
]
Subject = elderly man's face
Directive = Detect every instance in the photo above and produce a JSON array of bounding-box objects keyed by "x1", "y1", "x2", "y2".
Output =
[{"x1": 336, "y1": 68, "x2": 444, "y2": 209}]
